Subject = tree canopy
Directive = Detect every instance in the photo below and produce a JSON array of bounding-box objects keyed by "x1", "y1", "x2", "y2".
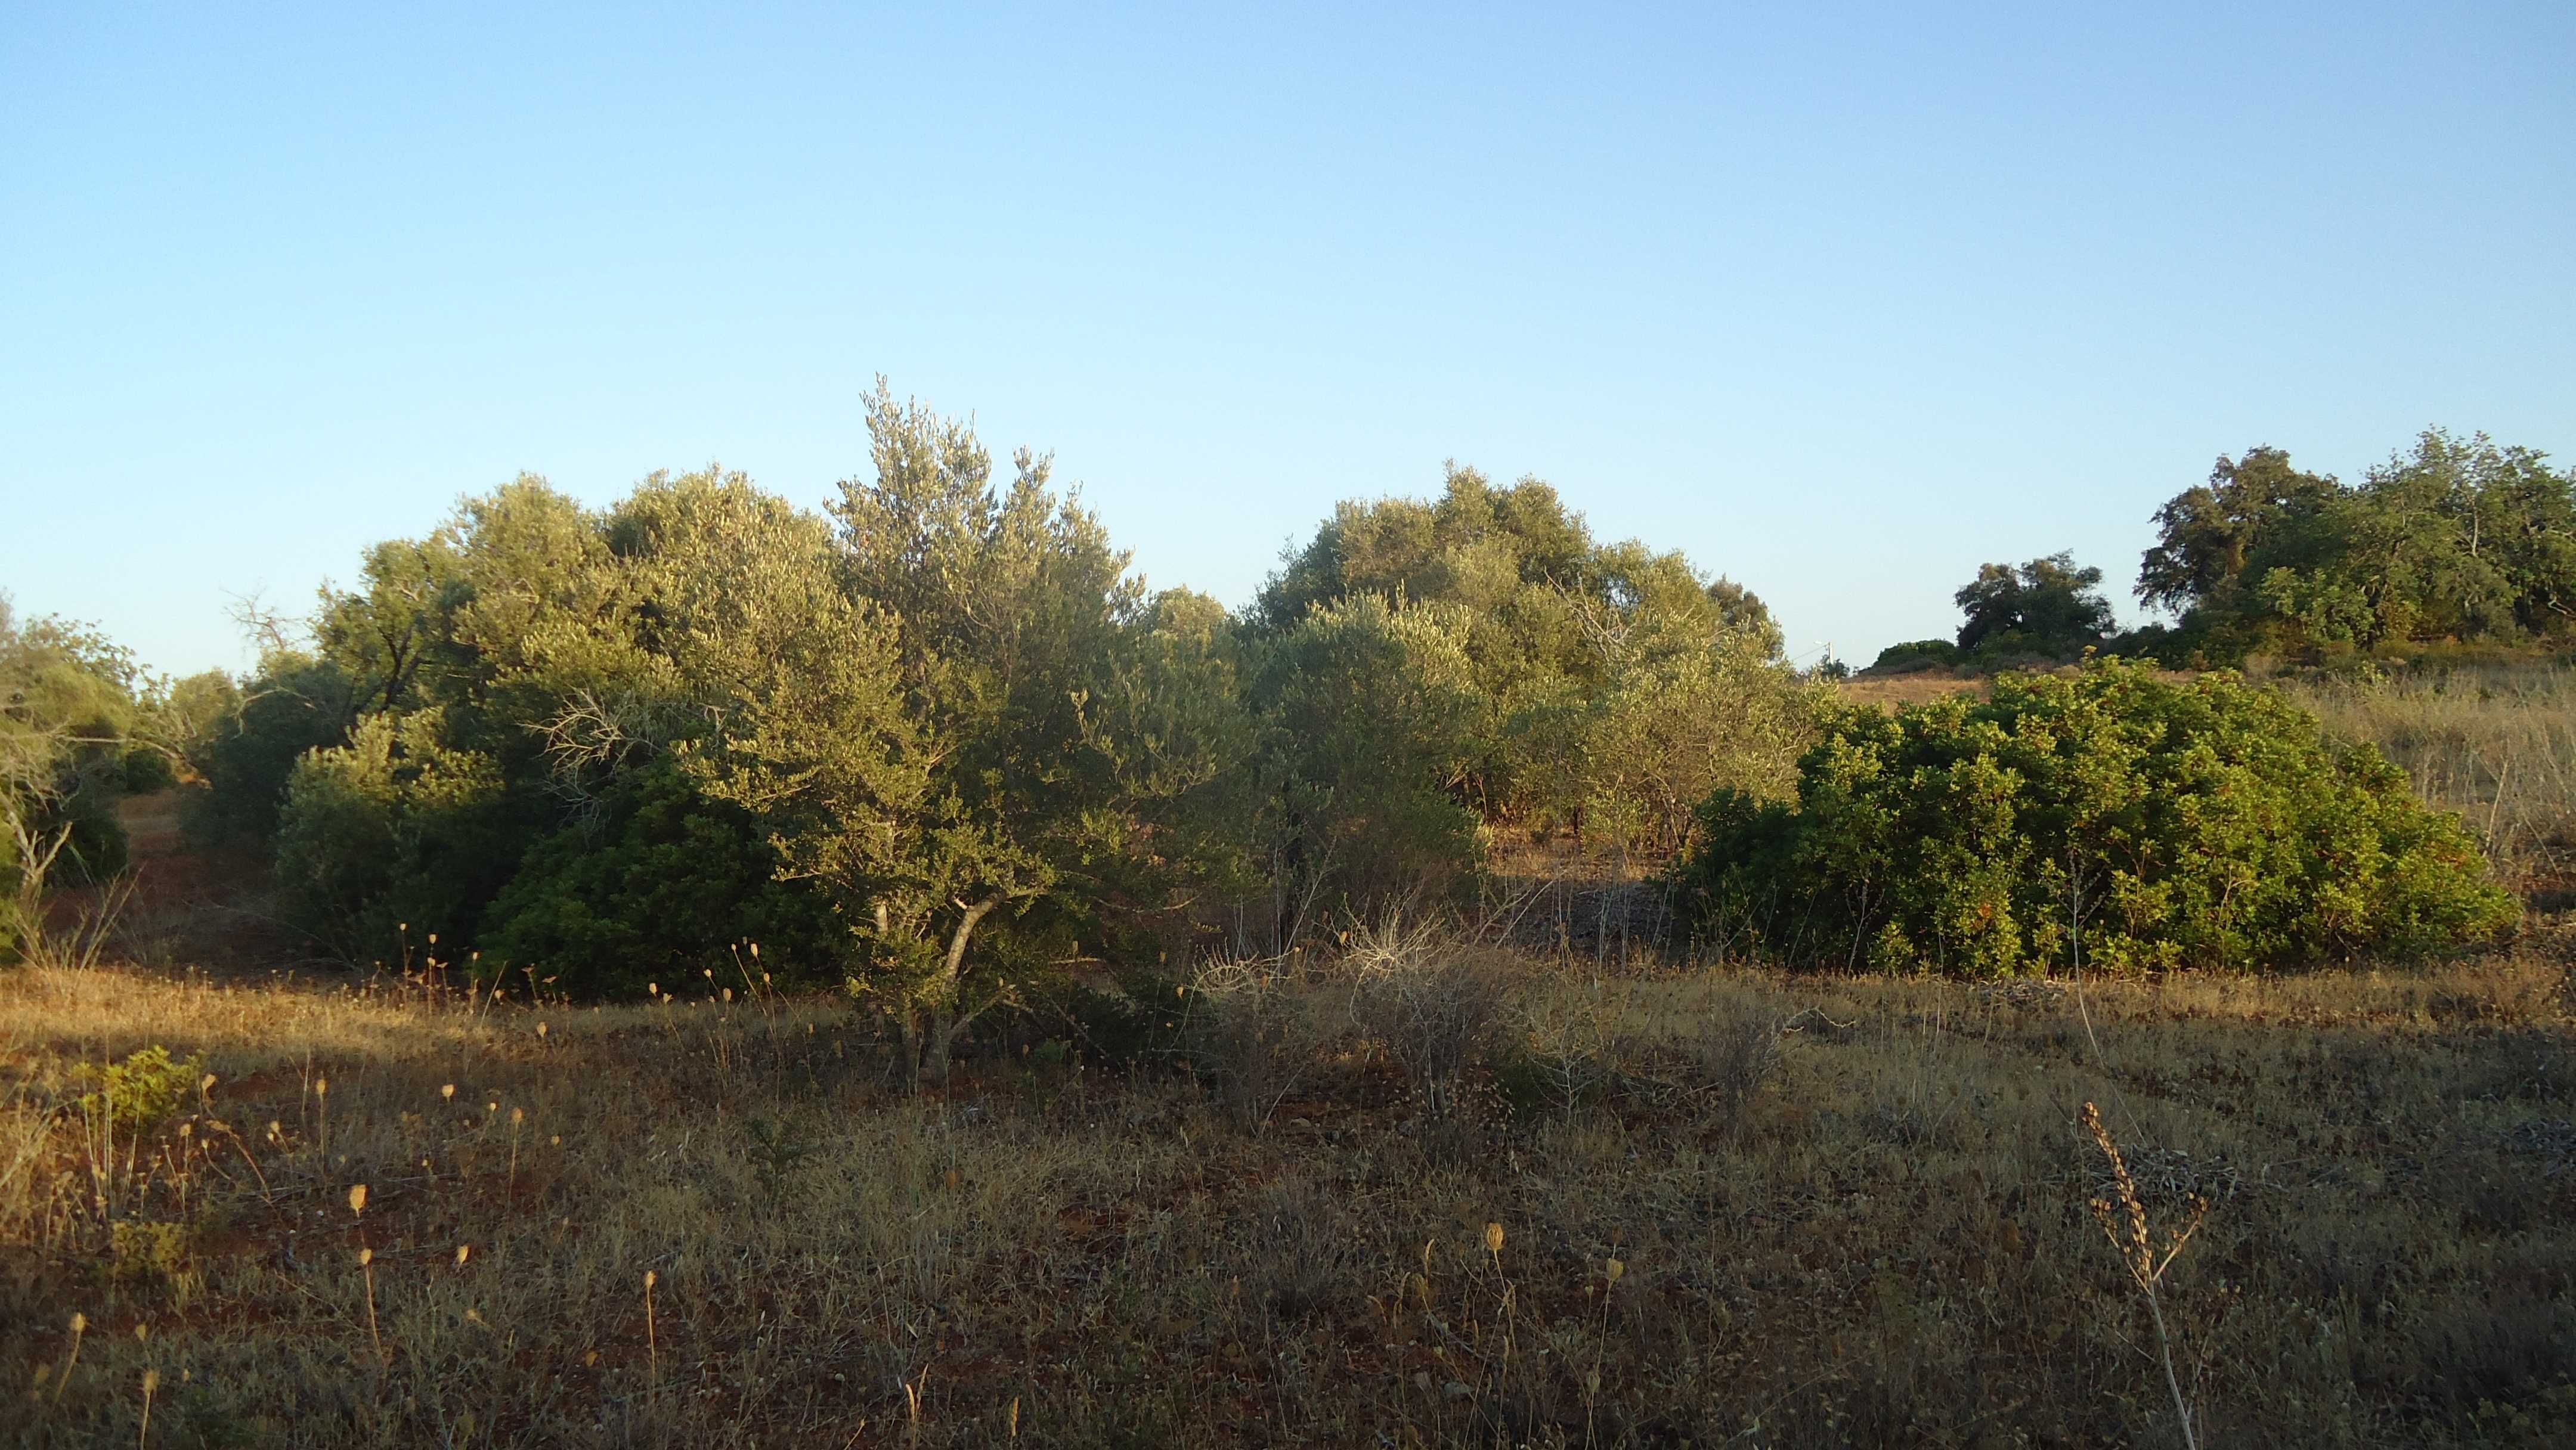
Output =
[
  {"x1": 2137, "y1": 430, "x2": 2576, "y2": 659},
  {"x1": 1247, "y1": 462, "x2": 1812, "y2": 909},
  {"x1": 1952, "y1": 552, "x2": 2118, "y2": 659},
  {"x1": 140, "y1": 400, "x2": 1820, "y2": 1058}
]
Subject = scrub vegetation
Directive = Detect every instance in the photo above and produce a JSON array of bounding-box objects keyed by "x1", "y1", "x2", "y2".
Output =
[{"x1": 3, "y1": 391, "x2": 2572, "y2": 1445}]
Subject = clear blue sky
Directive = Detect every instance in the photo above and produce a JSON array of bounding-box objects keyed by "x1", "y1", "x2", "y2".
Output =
[{"x1": 5, "y1": 2, "x2": 2570, "y2": 678}]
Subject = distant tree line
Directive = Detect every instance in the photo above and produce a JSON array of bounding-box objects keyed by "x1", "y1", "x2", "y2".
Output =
[
  {"x1": 2137, "y1": 429, "x2": 2576, "y2": 661},
  {"x1": 1875, "y1": 428, "x2": 2576, "y2": 673}
]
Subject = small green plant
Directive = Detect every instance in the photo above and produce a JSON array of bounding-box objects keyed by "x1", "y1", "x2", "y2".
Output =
[
  {"x1": 75, "y1": 1046, "x2": 202, "y2": 1132},
  {"x1": 107, "y1": 1219, "x2": 196, "y2": 1297},
  {"x1": 742, "y1": 1117, "x2": 813, "y2": 1196}
]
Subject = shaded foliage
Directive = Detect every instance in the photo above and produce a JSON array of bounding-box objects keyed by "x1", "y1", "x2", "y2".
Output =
[
  {"x1": 482, "y1": 762, "x2": 840, "y2": 997},
  {"x1": 178, "y1": 655, "x2": 356, "y2": 848},
  {"x1": 273, "y1": 709, "x2": 514, "y2": 961},
  {"x1": 1247, "y1": 594, "x2": 1489, "y2": 932}
]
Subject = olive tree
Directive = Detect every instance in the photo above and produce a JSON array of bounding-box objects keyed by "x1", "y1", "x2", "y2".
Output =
[
  {"x1": 1, "y1": 600, "x2": 156, "y2": 959},
  {"x1": 685, "y1": 386, "x2": 1243, "y2": 1087}
]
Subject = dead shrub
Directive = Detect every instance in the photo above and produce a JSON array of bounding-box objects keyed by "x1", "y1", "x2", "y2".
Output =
[
  {"x1": 1504, "y1": 975, "x2": 1631, "y2": 1117},
  {"x1": 1342, "y1": 921, "x2": 1515, "y2": 1147},
  {"x1": 1240, "y1": 1175, "x2": 1356, "y2": 1324},
  {"x1": 1185, "y1": 956, "x2": 1340, "y2": 1132},
  {"x1": 1684, "y1": 1010, "x2": 1785, "y2": 1124},
  {"x1": 1628, "y1": 1002, "x2": 1791, "y2": 1142}
]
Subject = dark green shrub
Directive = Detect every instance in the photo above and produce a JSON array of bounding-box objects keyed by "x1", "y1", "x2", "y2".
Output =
[
  {"x1": 273, "y1": 709, "x2": 518, "y2": 962},
  {"x1": 1953, "y1": 553, "x2": 2116, "y2": 659},
  {"x1": 51, "y1": 785, "x2": 129, "y2": 883},
  {"x1": 1869, "y1": 639, "x2": 1961, "y2": 673},
  {"x1": 481, "y1": 762, "x2": 840, "y2": 997},
  {"x1": 181, "y1": 655, "x2": 356, "y2": 849},
  {"x1": 1673, "y1": 661, "x2": 2519, "y2": 975},
  {"x1": 122, "y1": 743, "x2": 178, "y2": 793}
]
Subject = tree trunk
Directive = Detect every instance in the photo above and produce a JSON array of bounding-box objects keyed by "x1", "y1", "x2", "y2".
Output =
[
  {"x1": 897, "y1": 1008, "x2": 926, "y2": 1093},
  {"x1": 902, "y1": 893, "x2": 1003, "y2": 1094},
  {"x1": 920, "y1": 1009, "x2": 956, "y2": 1092}
]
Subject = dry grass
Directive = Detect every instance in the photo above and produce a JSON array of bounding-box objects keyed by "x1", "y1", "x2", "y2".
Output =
[
  {"x1": 2283, "y1": 664, "x2": 2576, "y2": 904},
  {"x1": 2, "y1": 939, "x2": 2571, "y2": 1447},
  {"x1": 1832, "y1": 670, "x2": 1989, "y2": 708}
]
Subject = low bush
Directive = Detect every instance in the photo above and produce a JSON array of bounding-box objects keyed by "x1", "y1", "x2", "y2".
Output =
[
  {"x1": 72, "y1": 1045, "x2": 202, "y2": 1132},
  {"x1": 1673, "y1": 661, "x2": 2520, "y2": 975},
  {"x1": 1869, "y1": 637, "x2": 1961, "y2": 673},
  {"x1": 1182, "y1": 956, "x2": 1343, "y2": 1131}
]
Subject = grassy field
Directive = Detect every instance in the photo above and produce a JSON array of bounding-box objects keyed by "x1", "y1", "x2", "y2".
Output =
[
  {"x1": 4, "y1": 940, "x2": 2571, "y2": 1448},
  {"x1": 6, "y1": 662, "x2": 2574, "y2": 1447}
]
